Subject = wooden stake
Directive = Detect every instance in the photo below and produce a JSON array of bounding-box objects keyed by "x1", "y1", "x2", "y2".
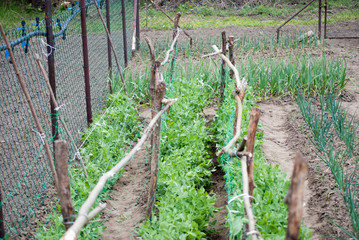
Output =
[
  {"x1": 169, "y1": 12, "x2": 181, "y2": 83},
  {"x1": 219, "y1": 31, "x2": 227, "y2": 105},
  {"x1": 228, "y1": 36, "x2": 235, "y2": 80},
  {"x1": 93, "y1": 0, "x2": 127, "y2": 94},
  {"x1": 149, "y1": 0, "x2": 193, "y2": 46},
  {"x1": 285, "y1": 153, "x2": 308, "y2": 240},
  {"x1": 246, "y1": 108, "x2": 260, "y2": 202},
  {"x1": 145, "y1": 37, "x2": 167, "y2": 218},
  {"x1": 0, "y1": 23, "x2": 59, "y2": 190},
  {"x1": 0, "y1": 183, "x2": 5, "y2": 239},
  {"x1": 55, "y1": 140, "x2": 75, "y2": 230},
  {"x1": 61, "y1": 99, "x2": 178, "y2": 240},
  {"x1": 240, "y1": 155, "x2": 258, "y2": 240},
  {"x1": 35, "y1": 53, "x2": 88, "y2": 178}
]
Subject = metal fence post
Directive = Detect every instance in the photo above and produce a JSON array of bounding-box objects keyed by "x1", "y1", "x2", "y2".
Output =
[
  {"x1": 121, "y1": 0, "x2": 128, "y2": 67},
  {"x1": 80, "y1": 0, "x2": 93, "y2": 125},
  {"x1": 136, "y1": 0, "x2": 140, "y2": 51},
  {"x1": 106, "y1": 0, "x2": 113, "y2": 94},
  {"x1": 324, "y1": 0, "x2": 328, "y2": 39},
  {"x1": 318, "y1": 0, "x2": 322, "y2": 40},
  {"x1": 45, "y1": 0, "x2": 58, "y2": 141}
]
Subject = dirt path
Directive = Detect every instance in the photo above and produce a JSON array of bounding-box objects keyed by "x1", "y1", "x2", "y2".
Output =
[
  {"x1": 204, "y1": 106, "x2": 228, "y2": 240},
  {"x1": 101, "y1": 108, "x2": 152, "y2": 240},
  {"x1": 258, "y1": 99, "x2": 320, "y2": 238}
]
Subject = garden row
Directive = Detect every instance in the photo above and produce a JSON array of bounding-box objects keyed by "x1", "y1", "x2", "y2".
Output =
[{"x1": 34, "y1": 28, "x2": 352, "y2": 239}]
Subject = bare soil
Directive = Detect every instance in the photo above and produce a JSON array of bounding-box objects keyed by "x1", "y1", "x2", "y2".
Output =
[
  {"x1": 203, "y1": 106, "x2": 228, "y2": 240},
  {"x1": 101, "y1": 107, "x2": 152, "y2": 240}
]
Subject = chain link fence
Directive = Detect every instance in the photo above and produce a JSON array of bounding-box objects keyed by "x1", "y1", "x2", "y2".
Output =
[{"x1": 0, "y1": 0, "x2": 135, "y2": 238}]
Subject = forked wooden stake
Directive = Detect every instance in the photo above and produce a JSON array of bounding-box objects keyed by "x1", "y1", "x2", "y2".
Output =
[
  {"x1": 55, "y1": 140, "x2": 75, "y2": 230},
  {"x1": 35, "y1": 53, "x2": 88, "y2": 178},
  {"x1": 285, "y1": 153, "x2": 308, "y2": 240},
  {"x1": 145, "y1": 37, "x2": 167, "y2": 218},
  {"x1": 0, "y1": 23, "x2": 59, "y2": 190},
  {"x1": 93, "y1": 0, "x2": 127, "y2": 94}
]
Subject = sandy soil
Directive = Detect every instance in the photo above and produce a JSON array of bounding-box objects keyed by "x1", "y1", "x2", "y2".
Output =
[
  {"x1": 101, "y1": 107, "x2": 152, "y2": 240},
  {"x1": 257, "y1": 36, "x2": 359, "y2": 239}
]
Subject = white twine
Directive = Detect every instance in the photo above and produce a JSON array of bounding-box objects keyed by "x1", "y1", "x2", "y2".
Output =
[
  {"x1": 228, "y1": 193, "x2": 255, "y2": 204},
  {"x1": 72, "y1": 86, "x2": 125, "y2": 161},
  {"x1": 54, "y1": 104, "x2": 65, "y2": 111},
  {"x1": 32, "y1": 129, "x2": 46, "y2": 145},
  {"x1": 40, "y1": 39, "x2": 56, "y2": 57}
]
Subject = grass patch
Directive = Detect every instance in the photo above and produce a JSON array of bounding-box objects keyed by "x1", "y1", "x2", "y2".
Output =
[{"x1": 141, "y1": 7, "x2": 359, "y2": 30}]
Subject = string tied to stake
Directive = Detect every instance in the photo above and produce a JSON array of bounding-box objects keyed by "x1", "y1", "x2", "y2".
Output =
[
  {"x1": 54, "y1": 104, "x2": 65, "y2": 111},
  {"x1": 228, "y1": 193, "x2": 255, "y2": 204},
  {"x1": 32, "y1": 129, "x2": 46, "y2": 145},
  {"x1": 40, "y1": 39, "x2": 56, "y2": 57}
]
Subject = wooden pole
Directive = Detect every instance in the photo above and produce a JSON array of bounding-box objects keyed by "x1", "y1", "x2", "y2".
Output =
[
  {"x1": 240, "y1": 155, "x2": 258, "y2": 240},
  {"x1": 145, "y1": 37, "x2": 166, "y2": 218},
  {"x1": 105, "y1": 0, "x2": 113, "y2": 94},
  {"x1": 0, "y1": 23, "x2": 59, "y2": 190},
  {"x1": 246, "y1": 108, "x2": 260, "y2": 203},
  {"x1": 55, "y1": 140, "x2": 75, "y2": 230},
  {"x1": 34, "y1": 53, "x2": 88, "y2": 179},
  {"x1": 61, "y1": 99, "x2": 178, "y2": 240},
  {"x1": 285, "y1": 153, "x2": 308, "y2": 240},
  {"x1": 228, "y1": 36, "x2": 235, "y2": 80},
  {"x1": 169, "y1": 12, "x2": 181, "y2": 83},
  {"x1": 220, "y1": 31, "x2": 227, "y2": 105},
  {"x1": 0, "y1": 184, "x2": 5, "y2": 239},
  {"x1": 149, "y1": 0, "x2": 193, "y2": 46},
  {"x1": 93, "y1": 0, "x2": 128, "y2": 94}
]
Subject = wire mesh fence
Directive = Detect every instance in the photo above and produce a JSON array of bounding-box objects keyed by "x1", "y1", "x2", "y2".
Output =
[{"x1": 0, "y1": 0, "x2": 135, "y2": 238}]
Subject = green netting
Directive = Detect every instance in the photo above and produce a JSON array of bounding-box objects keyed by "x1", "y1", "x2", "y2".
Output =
[{"x1": 0, "y1": 1, "x2": 135, "y2": 238}]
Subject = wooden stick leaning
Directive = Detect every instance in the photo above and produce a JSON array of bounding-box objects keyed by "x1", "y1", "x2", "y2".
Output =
[
  {"x1": 34, "y1": 53, "x2": 88, "y2": 178},
  {"x1": 149, "y1": 0, "x2": 193, "y2": 45},
  {"x1": 61, "y1": 99, "x2": 178, "y2": 240},
  {"x1": 161, "y1": 28, "x2": 181, "y2": 66},
  {"x1": 211, "y1": 45, "x2": 247, "y2": 156},
  {"x1": 0, "y1": 23, "x2": 59, "y2": 190},
  {"x1": 93, "y1": 0, "x2": 128, "y2": 94}
]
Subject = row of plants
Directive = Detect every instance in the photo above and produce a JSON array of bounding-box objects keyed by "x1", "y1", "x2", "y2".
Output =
[
  {"x1": 241, "y1": 54, "x2": 347, "y2": 97},
  {"x1": 138, "y1": 32, "x2": 319, "y2": 60},
  {"x1": 212, "y1": 78, "x2": 311, "y2": 239},
  {"x1": 36, "y1": 92, "x2": 142, "y2": 239},
  {"x1": 138, "y1": 63, "x2": 221, "y2": 238},
  {"x1": 297, "y1": 92, "x2": 359, "y2": 239}
]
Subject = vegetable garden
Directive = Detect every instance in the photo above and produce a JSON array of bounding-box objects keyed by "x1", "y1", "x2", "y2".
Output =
[{"x1": 1, "y1": 1, "x2": 359, "y2": 239}]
